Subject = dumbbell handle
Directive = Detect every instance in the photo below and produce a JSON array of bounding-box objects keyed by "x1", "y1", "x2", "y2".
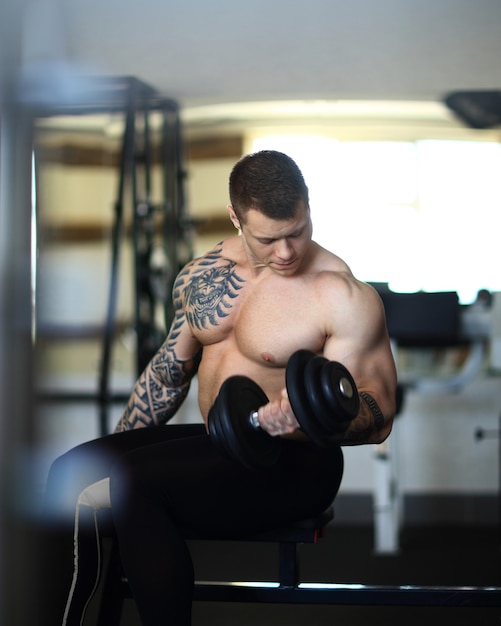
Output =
[
  {"x1": 248, "y1": 375, "x2": 354, "y2": 432},
  {"x1": 249, "y1": 411, "x2": 260, "y2": 430}
]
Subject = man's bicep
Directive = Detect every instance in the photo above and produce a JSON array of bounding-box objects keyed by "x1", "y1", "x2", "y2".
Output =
[
  {"x1": 323, "y1": 285, "x2": 385, "y2": 366},
  {"x1": 323, "y1": 288, "x2": 397, "y2": 413}
]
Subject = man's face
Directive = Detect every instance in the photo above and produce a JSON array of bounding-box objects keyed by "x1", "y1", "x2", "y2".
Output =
[{"x1": 235, "y1": 201, "x2": 313, "y2": 276}]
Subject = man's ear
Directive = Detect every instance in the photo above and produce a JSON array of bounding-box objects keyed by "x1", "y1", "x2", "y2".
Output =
[{"x1": 228, "y1": 205, "x2": 241, "y2": 231}]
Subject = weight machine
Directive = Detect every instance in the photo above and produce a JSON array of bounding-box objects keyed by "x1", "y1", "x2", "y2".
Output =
[
  {"x1": 96, "y1": 77, "x2": 192, "y2": 435},
  {"x1": 35, "y1": 77, "x2": 193, "y2": 435},
  {"x1": 371, "y1": 287, "x2": 501, "y2": 554}
]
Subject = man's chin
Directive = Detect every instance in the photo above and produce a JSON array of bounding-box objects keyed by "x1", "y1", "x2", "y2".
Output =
[{"x1": 271, "y1": 260, "x2": 299, "y2": 274}]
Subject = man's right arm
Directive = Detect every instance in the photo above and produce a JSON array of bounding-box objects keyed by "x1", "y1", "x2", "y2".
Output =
[{"x1": 114, "y1": 270, "x2": 202, "y2": 432}]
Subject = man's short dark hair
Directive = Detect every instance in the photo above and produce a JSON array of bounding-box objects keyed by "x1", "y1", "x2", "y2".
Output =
[{"x1": 229, "y1": 150, "x2": 309, "y2": 223}]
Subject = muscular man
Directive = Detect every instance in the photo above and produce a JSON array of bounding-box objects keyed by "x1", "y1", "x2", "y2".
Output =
[{"x1": 44, "y1": 150, "x2": 396, "y2": 626}]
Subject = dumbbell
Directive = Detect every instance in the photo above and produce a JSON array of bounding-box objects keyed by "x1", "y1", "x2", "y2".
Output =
[{"x1": 208, "y1": 349, "x2": 359, "y2": 471}]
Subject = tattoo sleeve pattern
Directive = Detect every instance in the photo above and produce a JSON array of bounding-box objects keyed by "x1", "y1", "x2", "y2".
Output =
[
  {"x1": 115, "y1": 341, "x2": 202, "y2": 432},
  {"x1": 115, "y1": 246, "x2": 245, "y2": 432},
  {"x1": 182, "y1": 249, "x2": 245, "y2": 330},
  {"x1": 359, "y1": 392, "x2": 385, "y2": 430},
  {"x1": 115, "y1": 275, "x2": 202, "y2": 431}
]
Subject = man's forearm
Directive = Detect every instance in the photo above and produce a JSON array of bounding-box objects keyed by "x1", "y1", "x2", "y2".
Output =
[
  {"x1": 115, "y1": 369, "x2": 191, "y2": 431},
  {"x1": 341, "y1": 391, "x2": 392, "y2": 445},
  {"x1": 115, "y1": 331, "x2": 202, "y2": 432}
]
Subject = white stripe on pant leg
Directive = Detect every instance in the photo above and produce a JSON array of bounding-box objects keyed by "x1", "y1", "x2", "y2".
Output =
[{"x1": 62, "y1": 478, "x2": 111, "y2": 626}]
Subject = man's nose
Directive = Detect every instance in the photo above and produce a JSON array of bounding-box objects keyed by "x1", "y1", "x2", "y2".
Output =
[{"x1": 275, "y1": 239, "x2": 293, "y2": 259}]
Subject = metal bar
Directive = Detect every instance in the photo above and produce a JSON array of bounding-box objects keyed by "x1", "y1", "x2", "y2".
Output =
[
  {"x1": 278, "y1": 543, "x2": 299, "y2": 587},
  {"x1": 131, "y1": 96, "x2": 142, "y2": 377},
  {"x1": 134, "y1": 96, "x2": 157, "y2": 373},
  {"x1": 98, "y1": 80, "x2": 137, "y2": 435},
  {"x1": 161, "y1": 107, "x2": 178, "y2": 330},
  {"x1": 191, "y1": 581, "x2": 501, "y2": 607},
  {"x1": 36, "y1": 391, "x2": 130, "y2": 404}
]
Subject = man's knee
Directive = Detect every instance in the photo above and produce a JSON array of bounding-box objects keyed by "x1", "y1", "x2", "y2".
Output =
[{"x1": 44, "y1": 445, "x2": 112, "y2": 521}]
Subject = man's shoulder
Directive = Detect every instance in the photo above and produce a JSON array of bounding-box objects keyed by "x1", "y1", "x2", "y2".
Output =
[
  {"x1": 174, "y1": 238, "x2": 246, "y2": 301},
  {"x1": 178, "y1": 239, "x2": 235, "y2": 275},
  {"x1": 311, "y1": 245, "x2": 354, "y2": 287},
  {"x1": 311, "y1": 249, "x2": 378, "y2": 305},
  {"x1": 311, "y1": 242, "x2": 350, "y2": 272}
]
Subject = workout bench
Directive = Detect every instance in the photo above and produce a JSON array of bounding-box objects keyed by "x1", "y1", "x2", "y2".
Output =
[
  {"x1": 94, "y1": 506, "x2": 334, "y2": 625},
  {"x1": 90, "y1": 505, "x2": 500, "y2": 626}
]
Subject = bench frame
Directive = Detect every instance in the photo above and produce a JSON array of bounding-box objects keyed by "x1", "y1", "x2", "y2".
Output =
[{"x1": 94, "y1": 506, "x2": 501, "y2": 625}]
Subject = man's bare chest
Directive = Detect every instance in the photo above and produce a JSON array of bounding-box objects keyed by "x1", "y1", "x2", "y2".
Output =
[
  {"x1": 236, "y1": 289, "x2": 320, "y2": 364},
  {"x1": 182, "y1": 260, "x2": 325, "y2": 361}
]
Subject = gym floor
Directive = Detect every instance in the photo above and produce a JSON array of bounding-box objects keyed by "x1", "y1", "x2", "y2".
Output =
[{"x1": 114, "y1": 523, "x2": 501, "y2": 626}]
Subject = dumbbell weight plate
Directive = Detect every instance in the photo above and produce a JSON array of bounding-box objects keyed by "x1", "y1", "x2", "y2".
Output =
[
  {"x1": 304, "y1": 355, "x2": 348, "y2": 436},
  {"x1": 320, "y1": 361, "x2": 360, "y2": 421},
  {"x1": 208, "y1": 375, "x2": 280, "y2": 472},
  {"x1": 286, "y1": 350, "x2": 335, "y2": 447},
  {"x1": 305, "y1": 357, "x2": 360, "y2": 433},
  {"x1": 208, "y1": 391, "x2": 234, "y2": 460}
]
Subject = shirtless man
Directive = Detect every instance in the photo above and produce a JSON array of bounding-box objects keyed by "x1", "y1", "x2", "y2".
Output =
[
  {"x1": 115, "y1": 150, "x2": 395, "y2": 441},
  {"x1": 44, "y1": 150, "x2": 396, "y2": 626}
]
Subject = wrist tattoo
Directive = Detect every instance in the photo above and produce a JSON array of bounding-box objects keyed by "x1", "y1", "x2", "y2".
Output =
[{"x1": 360, "y1": 392, "x2": 385, "y2": 430}]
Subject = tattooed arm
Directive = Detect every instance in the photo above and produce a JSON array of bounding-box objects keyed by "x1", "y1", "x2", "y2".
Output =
[{"x1": 114, "y1": 269, "x2": 202, "y2": 432}]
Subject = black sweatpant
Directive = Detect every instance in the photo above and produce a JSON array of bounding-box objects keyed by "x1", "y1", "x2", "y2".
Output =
[{"x1": 43, "y1": 424, "x2": 343, "y2": 626}]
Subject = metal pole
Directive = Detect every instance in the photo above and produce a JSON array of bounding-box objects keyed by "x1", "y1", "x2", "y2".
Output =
[
  {"x1": 0, "y1": 2, "x2": 38, "y2": 622},
  {"x1": 98, "y1": 79, "x2": 137, "y2": 435}
]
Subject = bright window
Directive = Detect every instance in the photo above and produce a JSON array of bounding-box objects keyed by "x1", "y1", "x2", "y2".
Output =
[{"x1": 252, "y1": 135, "x2": 501, "y2": 303}]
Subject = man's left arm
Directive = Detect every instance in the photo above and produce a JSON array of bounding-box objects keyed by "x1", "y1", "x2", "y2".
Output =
[{"x1": 323, "y1": 282, "x2": 397, "y2": 445}]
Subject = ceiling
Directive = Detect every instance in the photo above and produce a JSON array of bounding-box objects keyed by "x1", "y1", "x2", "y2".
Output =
[{"x1": 4, "y1": 0, "x2": 501, "y2": 131}]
